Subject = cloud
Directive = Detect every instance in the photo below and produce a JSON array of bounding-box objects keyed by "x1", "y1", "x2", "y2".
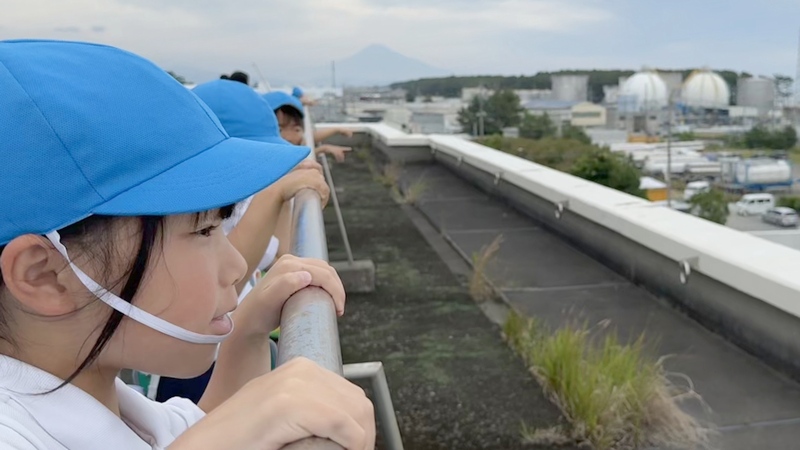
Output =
[
  {"x1": 0, "y1": 0, "x2": 796, "y2": 83},
  {"x1": 53, "y1": 26, "x2": 81, "y2": 33}
]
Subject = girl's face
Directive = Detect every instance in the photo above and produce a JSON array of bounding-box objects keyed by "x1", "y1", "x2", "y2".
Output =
[{"x1": 98, "y1": 212, "x2": 247, "y2": 377}]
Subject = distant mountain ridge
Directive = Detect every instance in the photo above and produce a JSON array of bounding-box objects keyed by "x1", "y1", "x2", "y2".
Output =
[{"x1": 297, "y1": 44, "x2": 450, "y2": 87}]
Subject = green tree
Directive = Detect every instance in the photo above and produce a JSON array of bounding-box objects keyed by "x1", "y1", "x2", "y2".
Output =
[
  {"x1": 778, "y1": 196, "x2": 800, "y2": 211},
  {"x1": 570, "y1": 148, "x2": 644, "y2": 197},
  {"x1": 744, "y1": 125, "x2": 798, "y2": 150},
  {"x1": 561, "y1": 123, "x2": 591, "y2": 144},
  {"x1": 405, "y1": 91, "x2": 416, "y2": 102},
  {"x1": 458, "y1": 89, "x2": 522, "y2": 135},
  {"x1": 519, "y1": 113, "x2": 556, "y2": 140},
  {"x1": 776, "y1": 125, "x2": 798, "y2": 149},
  {"x1": 689, "y1": 189, "x2": 728, "y2": 225}
]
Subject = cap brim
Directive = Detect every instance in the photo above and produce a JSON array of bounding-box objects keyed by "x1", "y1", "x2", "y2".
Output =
[{"x1": 95, "y1": 137, "x2": 309, "y2": 215}]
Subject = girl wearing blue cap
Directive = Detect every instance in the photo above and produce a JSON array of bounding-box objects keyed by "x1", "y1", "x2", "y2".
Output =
[{"x1": 0, "y1": 39, "x2": 374, "y2": 450}]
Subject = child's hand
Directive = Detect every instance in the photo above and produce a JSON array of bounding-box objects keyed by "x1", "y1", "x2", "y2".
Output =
[
  {"x1": 237, "y1": 255, "x2": 345, "y2": 335},
  {"x1": 170, "y1": 358, "x2": 375, "y2": 450},
  {"x1": 316, "y1": 144, "x2": 352, "y2": 163},
  {"x1": 271, "y1": 160, "x2": 329, "y2": 206}
]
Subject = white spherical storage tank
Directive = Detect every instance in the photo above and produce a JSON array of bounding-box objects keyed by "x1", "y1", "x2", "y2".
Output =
[
  {"x1": 617, "y1": 70, "x2": 669, "y2": 113},
  {"x1": 682, "y1": 69, "x2": 730, "y2": 109}
]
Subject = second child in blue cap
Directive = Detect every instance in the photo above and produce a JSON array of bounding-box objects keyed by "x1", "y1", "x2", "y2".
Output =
[
  {"x1": 0, "y1": 40, "x2": 374, "y2": 450},
  {"x1": 264, "y1": 91, "x2": 355, "y2": 162},
  {"x1": 192, "y1": 79, "x2": 329, "y2": 293}
]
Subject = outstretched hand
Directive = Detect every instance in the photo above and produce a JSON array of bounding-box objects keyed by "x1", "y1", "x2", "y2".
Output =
[{"x1": 316, "y1": 144, "x2": 352, "y2": 163}]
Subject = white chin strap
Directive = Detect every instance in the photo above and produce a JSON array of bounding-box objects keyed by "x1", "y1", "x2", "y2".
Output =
[{"x1": 46, "y1": 231, "x2": 232, "y2": 345}]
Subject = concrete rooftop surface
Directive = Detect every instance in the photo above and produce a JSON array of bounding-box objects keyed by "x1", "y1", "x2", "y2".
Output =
[{"x1": 325, "y1": 148, "x2": 800, "y2": 450}]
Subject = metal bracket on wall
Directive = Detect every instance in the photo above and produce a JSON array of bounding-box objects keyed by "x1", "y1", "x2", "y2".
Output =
[
  {"x1": 493, "y1": 172, "x2": 503, "y2": 186},
  {"x1": 679, "y1": 256, "x2": 699, "y2": 285},
  {"x1": 554, "y1": 200, "x2": 569, "y2": 219},
  {"x1": 456, "y1": 155, "x2": 464, "y2": 167}
]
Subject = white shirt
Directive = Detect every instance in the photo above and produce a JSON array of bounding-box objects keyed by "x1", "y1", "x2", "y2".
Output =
[
  {"x1": 224, "y1": 195, "x2": 280, "y2": 273},
  {"x1": 0, "y1": 356, "x2": 205, "y2": 449}
]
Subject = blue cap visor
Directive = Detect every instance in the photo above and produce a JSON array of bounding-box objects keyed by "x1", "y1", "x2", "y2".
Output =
[{"x1": 94, "y1": 136, "x2": 309, "y2": 216}]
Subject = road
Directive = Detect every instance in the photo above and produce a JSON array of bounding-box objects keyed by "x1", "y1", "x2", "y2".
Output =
[{"x1": 725, "y1": 210, "x2": 789, "y2": 232}]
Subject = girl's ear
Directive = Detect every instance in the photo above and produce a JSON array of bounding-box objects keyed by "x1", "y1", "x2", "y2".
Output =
[{"x1": 0, "y1": 235, "x2": 83, "y2": 316}]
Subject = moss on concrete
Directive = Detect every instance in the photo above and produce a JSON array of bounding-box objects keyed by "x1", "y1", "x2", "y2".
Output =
[{"x1": 324, "y1": 155, "x2": 578, "y2": 450}]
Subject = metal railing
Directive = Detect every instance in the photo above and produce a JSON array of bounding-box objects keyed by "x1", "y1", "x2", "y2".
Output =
[
  {"x1": 277, "y1": 110, "x2": 346, "y2": 450},
  {"x1": 276, "y1": 107, "x2": 403, "y2": 450}
]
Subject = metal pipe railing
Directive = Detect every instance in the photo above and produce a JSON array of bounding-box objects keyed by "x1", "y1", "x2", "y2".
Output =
[{"x1": 276, "y1": 109, "x2": 345, "y2": 450}]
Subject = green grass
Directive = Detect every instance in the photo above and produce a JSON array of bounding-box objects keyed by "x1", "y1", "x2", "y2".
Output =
[
  {"x1": 401, "y1": 177, "x2": 429, "y2": 205},
  {"x1": 468, "y1": 235, "x2": 503, "y2": 302},
  {"x1": 504, "y1": 313, "x2": 711, "y2": 450}
]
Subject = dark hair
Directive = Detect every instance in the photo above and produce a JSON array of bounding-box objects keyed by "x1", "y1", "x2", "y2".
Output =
[
  {"x1": 276, "y1": 105, "x2": 304, "y2": 128},
  {"x1": 220, "y1": 74, "x2": 230, "y2": 80},
  {"x1": 229, "y1": 71, "x2": 249, "y2": 85},
  {"x1": 0, "y1": 206, "x2": 235, "y2": 389}
]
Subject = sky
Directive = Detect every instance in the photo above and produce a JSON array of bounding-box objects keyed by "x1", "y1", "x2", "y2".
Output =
[{"x1": 2, "y1": 0, "x2": 799, "y2": 84}]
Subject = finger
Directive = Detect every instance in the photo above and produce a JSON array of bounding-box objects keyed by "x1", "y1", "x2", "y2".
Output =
[
  {"x1": 296, "y1": 160, "x2": 322, "y2": 172},
  {"x1": 297, "y1": 264, "x2": 345, "y2": 314},
  {"x1": 258, "y1": 255, "x2": 301, "y2": 283},
  {"x1": 263, "y1": 271, "x2": 313, "y2": 304},
  {"x1": 283, "y1": 391, "x2": 370, "y2": 450}
]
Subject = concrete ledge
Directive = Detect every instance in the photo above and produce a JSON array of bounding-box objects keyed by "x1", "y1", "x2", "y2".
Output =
[{"x1": 332, "y1": 259, "x2": 376, "y2": 294}]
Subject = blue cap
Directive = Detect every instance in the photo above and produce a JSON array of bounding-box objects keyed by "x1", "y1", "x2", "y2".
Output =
[
  {"x1": 0, "y1": 40, "x2": 310, "y2": 245},
  {"x1": 263, "y1": 91, "x2": 304, "y2": 116},
  {"x1": 192, "y1": 80, "x2": 292, "y2": 146},
  {"x1": 292, "y1": 86, "x2": 304, "y2": 99}
]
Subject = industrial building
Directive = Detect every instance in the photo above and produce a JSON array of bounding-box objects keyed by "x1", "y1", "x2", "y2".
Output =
[
  {"x1": 523, "y1": 100, "x2": 607, "y2": 128},
  {"x1": 616, "y1": 69, "x2": 669, "y2": 135},
  {"x1": 737, "y1": 76, "x2": 776, "y2": 117},
  {"x1": 551, "y1": 74, "x2": 589, "y2": 102}
]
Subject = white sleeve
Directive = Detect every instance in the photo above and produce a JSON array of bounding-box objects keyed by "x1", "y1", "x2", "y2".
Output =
[
  {"x1": 257, "y1": 236, "x2": 280, "y2": 271},
  {"x1": 0, "y1": 419, "x2": 46, "y2": 449},
  {"x1": 159, "y1": 397, "x2": 206, "y2": 434}
]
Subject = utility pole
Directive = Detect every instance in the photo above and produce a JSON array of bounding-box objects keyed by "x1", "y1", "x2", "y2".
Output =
[
  {"x1": 666, "y1": 95, "x2": 674, "y2": 208},
  {"x1": 477, "y1": 84, "x2": 486, "y2": 136}
]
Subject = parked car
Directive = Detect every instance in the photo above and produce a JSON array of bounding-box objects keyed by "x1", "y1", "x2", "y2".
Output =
[
  {"x1": 762, "y1": 207, "x2": 799, "y2": 227},
  {"x1": 735, "y1": 193, "x2": 775, "y2": 216}
]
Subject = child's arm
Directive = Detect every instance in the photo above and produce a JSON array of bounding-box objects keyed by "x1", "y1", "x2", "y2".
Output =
[
  {"x1": 272, "y1": 201, "x2": 293, "y2": 259},
  {"x1": 226, "y1": 161, "x2": 328, "y2": 293},
  {"x1": 315, "y1": 144, "x2": 352, "y2": 163},
  {"x1": 313, "y1": 126, "x2": 353, "y2": 143}
]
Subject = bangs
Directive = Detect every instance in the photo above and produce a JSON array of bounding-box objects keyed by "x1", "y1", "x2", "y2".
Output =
[{"x1": 191, "y1": 203, "x2": 236, "y2": 226}]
